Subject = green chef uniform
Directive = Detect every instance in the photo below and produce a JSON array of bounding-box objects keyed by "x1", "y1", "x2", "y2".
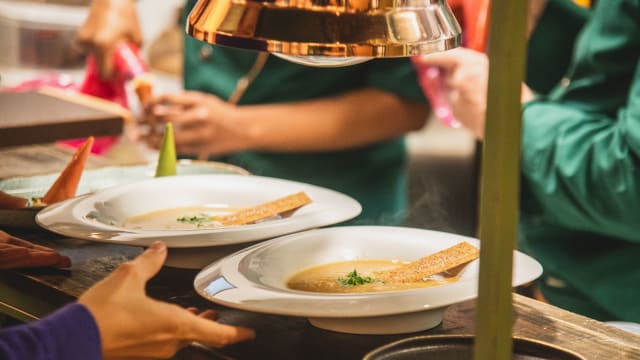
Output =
[
  {"x1": 520, "y1": 0, "x2": 640, "y2": 322},
  {"x1": 182, "y1": 0, "x2": 427, "y2": 225}
]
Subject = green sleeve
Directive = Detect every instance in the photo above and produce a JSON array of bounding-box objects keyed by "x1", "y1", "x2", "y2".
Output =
[
  {"x1": 522, "y1": 87, "x2": 640, "y2": 242},
  {"x1": 521, "y1": 0, "x2": 640, "y2": 243},
  {"x1": 365, "y1": 58, "x2": 427, "y2": 103}
]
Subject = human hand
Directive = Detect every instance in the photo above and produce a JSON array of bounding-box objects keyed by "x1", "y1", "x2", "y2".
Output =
[
  {"x1": 0, "y1": 230, "x2": 71, "y2": 270},
  {"x1": 0, "y1": 191, "x2": 28, "y2": 210},
  {"x1": 78, "y1": 242, "x2": 255, "y2": 359},
  {"x1": 76, "y1": 0, "x2": 142, "y2": 78},
  {"x1": 416, "y1": 48, "x2": 489, "y2": 139},
  {"x1": 142, "y1": 91, "x2": 253, "y2": 159}
]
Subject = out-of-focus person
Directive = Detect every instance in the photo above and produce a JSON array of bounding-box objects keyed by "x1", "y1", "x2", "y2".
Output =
[
  {"x1": 77, "y1": 0, "x2": 431, "y2": 226},
  {"x1": 416, "y1": 0, "x2": 640, "y2": 322}
]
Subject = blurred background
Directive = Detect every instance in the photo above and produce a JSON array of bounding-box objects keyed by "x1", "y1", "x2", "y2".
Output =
[{"x1": 0, "y1": 0, "x2": 479, "y2": 237}]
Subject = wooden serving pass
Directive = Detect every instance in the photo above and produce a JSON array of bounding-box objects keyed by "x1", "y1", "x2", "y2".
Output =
[{"x1": 213, "y1": 192, "x2": 312, "y2": 226}]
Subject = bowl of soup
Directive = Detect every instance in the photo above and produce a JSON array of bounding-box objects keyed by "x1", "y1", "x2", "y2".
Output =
[
  {"x1": 35, "y1": 174, "x2": 361, "y2": 268},
  {"x1": 194, "y1": 226, "x2": 543, "y2": 334}
]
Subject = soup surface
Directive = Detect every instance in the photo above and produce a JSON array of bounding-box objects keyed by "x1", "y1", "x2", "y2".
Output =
[
  {"x1": 287, "y1": 259, "x2": 462, "y2": 293},
  {"x1": 122, "y1": 205, "x2": 240, "y2": 230}
]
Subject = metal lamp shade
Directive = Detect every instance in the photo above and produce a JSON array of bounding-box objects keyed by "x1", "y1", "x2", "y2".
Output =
[{"x1": 186, "y1": 0, "x2": 461, "y2": 66}]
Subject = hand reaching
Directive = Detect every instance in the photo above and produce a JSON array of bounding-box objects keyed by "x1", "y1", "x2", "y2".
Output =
[
  {"x1": 415, "y1": 48, "x2": 489, "y2": 139},
  {"x1": 78, "y1": 242, "x2": 255, "y2": 359},
  {"x1": 0, "y1": 231, "x2": 71, "y2": 270}
]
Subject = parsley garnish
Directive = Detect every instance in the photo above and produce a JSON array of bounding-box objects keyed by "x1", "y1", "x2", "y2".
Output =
[
  {"x1": 337, "y1": 269, "x2": 376, "y2": 287},
  {"x1": 177, "y1": 214, "x2": 211, "y2": 227}
]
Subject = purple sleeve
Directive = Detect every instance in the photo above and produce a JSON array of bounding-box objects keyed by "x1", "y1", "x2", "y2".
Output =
[{"x1": 0, "y1": 303, "x2": 102, "y2": 360}]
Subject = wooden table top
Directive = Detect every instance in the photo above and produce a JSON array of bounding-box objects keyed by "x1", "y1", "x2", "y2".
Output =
[{"x1": 1, "y1": 226, "x2": 640, "y2": 359}]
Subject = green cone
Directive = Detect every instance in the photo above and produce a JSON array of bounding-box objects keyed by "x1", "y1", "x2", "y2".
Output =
[{"x1": 155, "y1": 123, "x2": 177, "y2": 177}]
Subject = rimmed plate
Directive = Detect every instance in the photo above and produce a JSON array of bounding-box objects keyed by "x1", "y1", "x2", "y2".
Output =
[
  {"x1": 1, "y1": 160, "x2": 249, "y2": 228},
  {"x1": 35, "y1": 174, "x2": 362, "y2": 248},
  {"x1": 194, "y1": 226, "x2": 542, "y2": 334}
]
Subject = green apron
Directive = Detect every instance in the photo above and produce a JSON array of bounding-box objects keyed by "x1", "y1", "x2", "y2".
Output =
[
  {"x1": 520, "y1": 0, "x2": 640, "y2": 321},
  {"x1": 182, "y1": 1, "x2": 427, "y2": 225}
]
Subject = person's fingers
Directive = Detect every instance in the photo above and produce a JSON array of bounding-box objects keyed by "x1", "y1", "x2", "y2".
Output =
[
  {"x1": 198, "y1": 309, "x2": 218, "y2": 321},
  {"x1": 7, "y1": 236, "x2": 56, "y2": 252},
  {"x1": 14, "y1": 251, "x2": 69, "y2": 268},
  {"x1": 138, "y1": 129, "x2": 166, "y2": 150},
  {"x1": 0, "y1": 246, "x2": 29, "y2": 265},
  {"x1": 0, "y1": 230, "x2": 11, "y2": 242},
  {"x1": 198, "y1": 146, "x2": 213, "y2": 162},
  {"x1": 117, "y1": 241, "x2": 167, "y2": 283},
  {"x1": 413, "y1": 51, "x2": 461, "y2": 71},
  {"x1": 0, "y1": 191, "x2": 28, "y2": 210},
  {"x1": 153, "y1": 93, "x2": 202, "y2": 108},
  {"x1": 54, "y1": 255, "x2": 72, "y2": 268},
  {"x1": 173, "y1": 124, "x2": 209, "y2": 147},
  {"x1": 93, "y1": 45, "x2": 116, "y2": 80},
  {"x1": 188, "y1": 316, "x2": 255, "y2": 348},
  {"x1": 150, "y1": 104, "x2": 186, "y2": 119},
  {"x1": 0, "y1": 249, "x2": 67, "y2": 269}
]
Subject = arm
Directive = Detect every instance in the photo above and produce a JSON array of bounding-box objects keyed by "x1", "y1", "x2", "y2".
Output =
[
  {"x1": 145, "y1": 88, "x2": 429, "y2": 158},
  {"x1": 522, "y1": 72, "x2": 640, "y2": 242},
  {"x1": 1, "y1": 242, "x2": 254, "y2": 360},
  {"x1": 231, "y1": 88, "x2": 429, "y2": 152},
  {"x1": 77, "y1": 0, "x2": 141, "y2": 78},
  {"x1": 0, "y1": 303, "x2": 101, "y2": 360},
  {"x1": 521, "y1": 0, "x2": 640, "y2": 242}
]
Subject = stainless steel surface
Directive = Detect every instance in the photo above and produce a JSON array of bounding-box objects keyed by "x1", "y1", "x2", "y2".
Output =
[{"x1": 186, "y1": 0, "x2": 460, "y2": 63}]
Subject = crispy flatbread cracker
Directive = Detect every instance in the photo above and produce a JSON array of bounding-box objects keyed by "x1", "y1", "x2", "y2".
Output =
[
  {"x1": 376, "y1": 242, "x2": 479, "y2": 283},
  {"x1": 213, "y1": 192, "x2": 312, "y2": 226}
]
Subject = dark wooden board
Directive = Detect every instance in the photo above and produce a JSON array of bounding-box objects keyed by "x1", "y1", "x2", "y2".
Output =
[{"x1": 0, "y1": 91, "x2": 124, "y2": 147}]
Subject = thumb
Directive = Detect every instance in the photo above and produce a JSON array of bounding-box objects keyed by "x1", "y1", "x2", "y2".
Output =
[{"x1": 127, "y1": 241, "x2": 167, "y2": 282}]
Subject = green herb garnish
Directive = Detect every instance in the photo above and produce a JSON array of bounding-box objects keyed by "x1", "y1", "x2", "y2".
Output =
[
  {"x1": 337, "y1": 269, "x2": 376, "y2": 287},
  {"x1": 177, "y1": 214, "x2": 211, "y2": 227}
]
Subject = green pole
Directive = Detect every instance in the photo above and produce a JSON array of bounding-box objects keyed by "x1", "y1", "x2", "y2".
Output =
[{"x1": 473, "y1": 0, "x2": 528, "y2": 359}]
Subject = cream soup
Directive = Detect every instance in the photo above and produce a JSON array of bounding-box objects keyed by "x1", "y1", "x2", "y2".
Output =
[
  {"x1": 122, "y1": 205, "x2": 241, "y2": 230},
  {"x1": 287, "y1": 259, "x2": 462, "y2": 294}
]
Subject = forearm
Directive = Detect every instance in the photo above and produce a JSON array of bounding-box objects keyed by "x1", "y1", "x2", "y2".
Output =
[
  {"x1": 521, "y1": 101, "x2": 640, "y2": 242},
  {"x1": 233, "y1": 88, "x2": 429, "y2": 152},
  {"x1": 0, "y1": 303, "x2": 101, "y2": 360}
]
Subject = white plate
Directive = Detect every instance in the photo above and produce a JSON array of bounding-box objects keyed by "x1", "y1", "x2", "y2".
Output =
[
  {"x1": 194, "y1": 226, "x2": 543, "y2": 334},
  {"x1": 35, "y1": 174, "x2": 362, "y2": 248},
  {"x1": 1, "y1": 160, "x2": 248, "y2": 228}
]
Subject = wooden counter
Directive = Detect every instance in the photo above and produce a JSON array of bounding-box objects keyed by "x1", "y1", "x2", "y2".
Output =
[{"x1": 1, "y1": 227, "x2": 639, "y2": 359}]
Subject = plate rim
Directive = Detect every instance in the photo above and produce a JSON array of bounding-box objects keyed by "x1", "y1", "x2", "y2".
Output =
[
  {"x1": 35, "y1": 174, "x2": 362, "y2": 247},
  {"x1": 193, "y1": 226, "x2": 543, "y2": 318}
]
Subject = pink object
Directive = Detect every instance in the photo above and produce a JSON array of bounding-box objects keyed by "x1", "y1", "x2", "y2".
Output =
[
  {"x1": 2, "y1": 43, "x2": 146, "y2": 154},
  {"x1": 63, "y1": 43, "x2": 148, "y2": 154},
  {"x1": 2, "y1": 73, "x2": 77, "y2": 92},
  {"x1": 78, "y1": 42, "x2": 147, "y2": 109},
  {"x1": 412, "y1": 59, "x2": 461, "y2": 128}
]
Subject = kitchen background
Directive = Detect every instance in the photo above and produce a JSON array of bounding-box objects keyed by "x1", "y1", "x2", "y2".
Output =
[{"x1": 0, "y1": 0, "x2": 478, "y2": 237}]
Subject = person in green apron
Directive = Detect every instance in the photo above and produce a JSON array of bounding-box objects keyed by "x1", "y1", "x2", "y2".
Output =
[
  {"x1": 78, "y1": 0, "x2": 430, "y2": 225},
  {"x1": 416, "y1": 0, "x2": 640, "y2": 322}
]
